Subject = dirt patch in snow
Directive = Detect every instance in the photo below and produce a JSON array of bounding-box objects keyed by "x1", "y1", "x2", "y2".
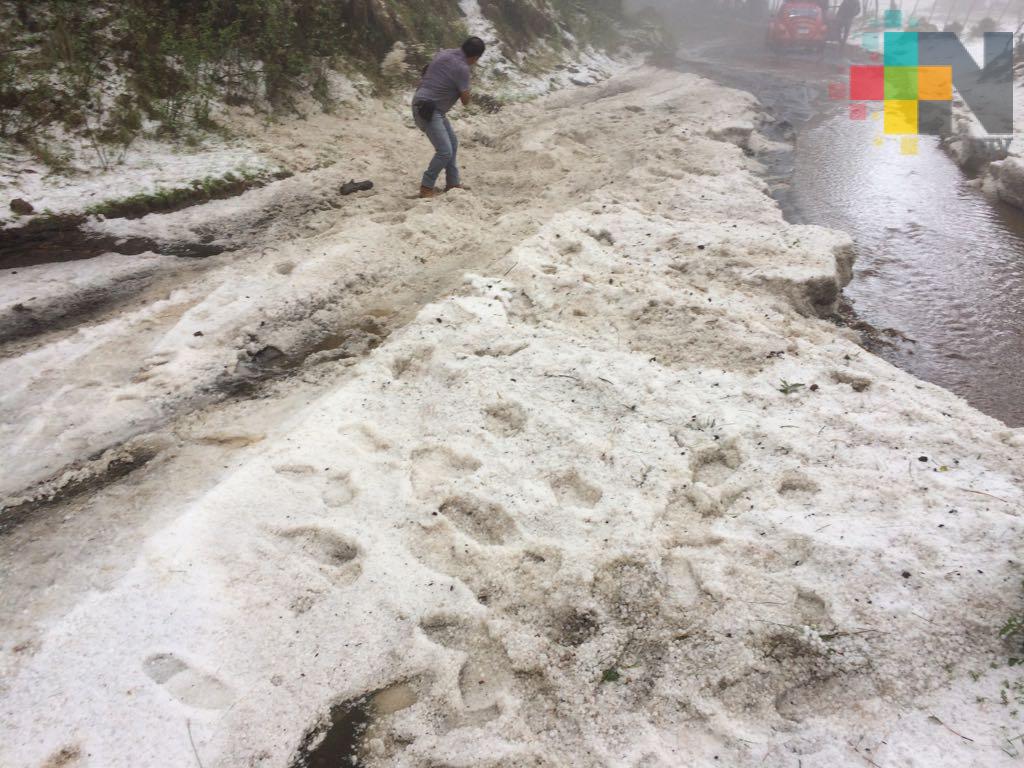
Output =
[
  {"x1": 0, "y1": 438, "x2": 163, "y2": 533},
  {"x1": 0, "y1": 214, "x2": 225, "y2": 271}
]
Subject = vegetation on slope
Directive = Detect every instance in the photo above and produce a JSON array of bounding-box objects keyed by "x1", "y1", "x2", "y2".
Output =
[{"x1": 0, "y1": 0, "x2": 629, "y2": 169}]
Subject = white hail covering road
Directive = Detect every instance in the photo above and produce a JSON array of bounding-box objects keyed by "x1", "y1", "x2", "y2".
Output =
[{"x1": 1, "y1": 67, "x2": 1023, "y2": 768}]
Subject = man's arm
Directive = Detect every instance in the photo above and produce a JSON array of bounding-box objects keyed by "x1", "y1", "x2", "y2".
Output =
[{"x1": 457, "y1": 62, "x2": 471, "y2": 106}]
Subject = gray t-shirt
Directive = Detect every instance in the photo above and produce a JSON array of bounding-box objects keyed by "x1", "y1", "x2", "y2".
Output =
[{"x1": 414, "y1": 48, "x2": 471, "y2": 115}]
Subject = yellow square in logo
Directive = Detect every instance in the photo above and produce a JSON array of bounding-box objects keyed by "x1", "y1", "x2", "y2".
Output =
[
  {"x1": 918, "y1": 66, "x2": 952, "y2": 100},
  {"x1": 884, "y1": 100, "x2": 918, "y2": 134},
  {"x1": 900, "y1": 136, "x2": 919, "y2": 155}
]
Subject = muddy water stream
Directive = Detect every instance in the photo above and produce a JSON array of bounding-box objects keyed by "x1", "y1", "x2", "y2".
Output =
[
  {"x1": 677, "y1": 39, "x2": 1024, "y2": 427},
  {"x1": 793, "y1": 105, "x2": 1024, "y2": 427}
]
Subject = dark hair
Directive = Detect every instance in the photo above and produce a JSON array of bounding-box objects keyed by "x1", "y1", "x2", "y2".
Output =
[{"x1": 462, "y1": 36, "x2": 486, "y2": 59}]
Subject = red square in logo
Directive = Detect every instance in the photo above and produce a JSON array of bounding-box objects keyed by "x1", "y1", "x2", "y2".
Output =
[
  {"x1": 850, "y1": 66, "x2": 884, "y2": 100},
  {"x1": 828, "y1": 81, "x2": 845, "y2": 100},
  {"x1": 849, "y1": 102, "x2": 868, "y2": 120}
]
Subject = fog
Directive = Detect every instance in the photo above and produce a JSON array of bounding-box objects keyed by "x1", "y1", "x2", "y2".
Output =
[{"x1": 625, "y1": 0, "x2": 1023, "y2": 35}]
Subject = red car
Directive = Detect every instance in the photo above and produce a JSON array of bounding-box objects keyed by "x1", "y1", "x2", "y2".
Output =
[{"x1": 767, "y1": 1, "x2": 829, "y2": 52}]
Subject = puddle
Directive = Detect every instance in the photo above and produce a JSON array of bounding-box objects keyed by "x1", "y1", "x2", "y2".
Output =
[
  {"x1": 289, "y1": 682, "x2": 418, "y2": 768},
  {"x1": 0, "y1": 215, "x2": 224, "y2": 270},
  {"x1": 303, "y1": 316, "x2": 389, "y2": 363},
  {"x1": 675, "y1": 33, "x2": 1024, "y2": 427}
]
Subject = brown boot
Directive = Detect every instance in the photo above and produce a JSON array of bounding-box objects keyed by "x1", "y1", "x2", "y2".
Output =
[
  {"x1": 444, "y1": 184, "x2": 468, "y2": 192},
  {"x1": 418, "y1": 186, "x2": 435, "y2": 199}
]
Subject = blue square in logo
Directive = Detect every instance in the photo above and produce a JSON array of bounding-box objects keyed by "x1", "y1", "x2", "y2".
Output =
[
  {"x1": 884, "y1": 8, "x2": 903, "y2": 28},
  {"x1": 885, "y1": 32, "x2": 918, "y2": 66},
  {"x1": 862, "y1": 32, "x2": 881, "y2": 52}
]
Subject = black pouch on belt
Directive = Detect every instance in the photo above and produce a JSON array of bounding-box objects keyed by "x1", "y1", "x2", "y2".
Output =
[{"x1": 416, "y1": 100, "x2": 436, "y2": 121}]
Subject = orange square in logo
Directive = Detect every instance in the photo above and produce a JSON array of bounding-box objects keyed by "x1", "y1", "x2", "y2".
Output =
[{"x1": 918, "y1": 66, "x2": 952, "y2": 100}]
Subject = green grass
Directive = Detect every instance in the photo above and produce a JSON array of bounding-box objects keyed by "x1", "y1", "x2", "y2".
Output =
[
  {"x1": 1002, "y1": 611, "x2": 1024, "y2": 666},
  {"x1": 85, "y1": 168, "x2": 285, "y2": 219}
]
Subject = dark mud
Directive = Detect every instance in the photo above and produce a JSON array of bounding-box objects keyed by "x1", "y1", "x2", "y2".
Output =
[
  {"x1": 290, "y1": 694, "x2": 376, "y2": 768},
  {"x1": 829, "y1": 296, "x2": 915, "y2": 351},
  {"x1": 0, "y1": 214, "x2": 224, "y2": 270},
  {"x1": 200, "y1": 313, "x2": 392, "y2": 406},
  {"x1": 0, "y1": 264, "x2": 159, "y2": 347},
  {"x1": 289, "y1": 681, "x2": 418, "y2": 768},
  {"x1": 0, "y1": 169, "x2": 295, "y2": 270},
  {"x1": 231, "y1": 315, "x2": 390, "y2": 380},
  {"x1": 0, "y1": 443, "x2": 158, "y2": 535}
]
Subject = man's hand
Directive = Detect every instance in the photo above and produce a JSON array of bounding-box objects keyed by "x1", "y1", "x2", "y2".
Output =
[{"x1": 460, "y1": 90, "x2": 472, "y2": 106}]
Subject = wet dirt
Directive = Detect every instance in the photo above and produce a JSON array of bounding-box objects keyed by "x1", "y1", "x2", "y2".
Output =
[
  {"x1": 0, "y1": 443, "x2": 158, "y2": 534},
  {"x1": 289, "y1": 693, "x2": 376, "y2": 768},
  {"x1": 289, "y1": 682, "x2": 418, "y2": 768},
  {"x1": 0, "y1": 214, "x2": 224, "y2": 270},
  {"x1": 233, "y1": 315, "x2": 391, "y2": 379}
]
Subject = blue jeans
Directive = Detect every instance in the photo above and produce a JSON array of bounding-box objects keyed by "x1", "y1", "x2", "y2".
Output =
[{"x1": 413, "y1": 106, "x2": 460, "y2": 189}]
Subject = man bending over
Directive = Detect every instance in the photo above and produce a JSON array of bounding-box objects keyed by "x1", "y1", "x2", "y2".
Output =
[{"x1": 412, "y1": 36, "x2": 486, "y2": 199}]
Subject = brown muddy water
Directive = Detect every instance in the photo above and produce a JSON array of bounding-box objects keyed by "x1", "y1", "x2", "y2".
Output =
[
  {"x1": 676, "y1": 39, "x2": 1024, "y2": 427},
  {"x1": 792, "y1": 105, "x2": 1024, "y2": 427},
  {"x1": 289, "y1": 681, "x2": 418, "y2": 768}
]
